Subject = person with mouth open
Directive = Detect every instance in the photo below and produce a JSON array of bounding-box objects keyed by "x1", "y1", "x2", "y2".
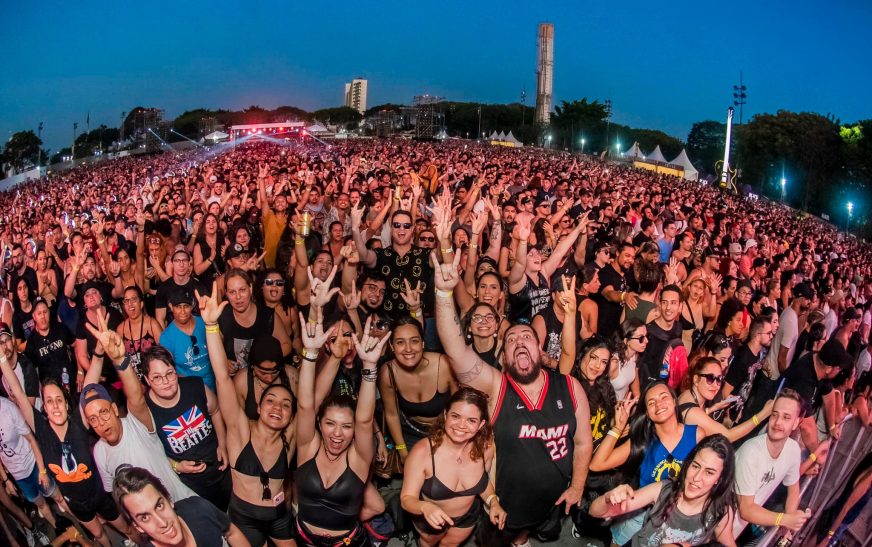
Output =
[
  {"x1": 432, "y1": 251, "x2": 592, "y2": 547},
  {"x1": 113, "y1": 465, "x2": 248, "y2": 547},
  {"x1": 589, "y1": 434, "x2": 738, "y2": 546},
  {"x1": 295, "y1": 308, "x2": 390, "y2": 547},
  {"x1": 198, "y1": 282, "x2": 296, "y2": 547}
]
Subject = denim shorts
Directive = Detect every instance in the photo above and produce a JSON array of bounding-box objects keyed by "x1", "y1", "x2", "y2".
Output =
[{"x1": 15, "y1": 464, "x2": 57, "y2": 502}]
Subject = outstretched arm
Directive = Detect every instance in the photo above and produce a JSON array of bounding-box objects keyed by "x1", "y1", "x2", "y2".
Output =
[
  {"x1": 296, "y1": 305, "x2": 338, "y2": 457},
  {"x1": 350, "y1": 317, "x2": 390, "y2": 464},
  {"x1": 431, "y1": 251, "x2": 498, "y2": 395},
  {"x1": 350, "y1": 205, "x2": 377, "y2": 268},
  {"x1": 86, "y1": 310, "x2": 151, "y2": 430}
]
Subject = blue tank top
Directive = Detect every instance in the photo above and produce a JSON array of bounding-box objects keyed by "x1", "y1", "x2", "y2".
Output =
[{"x1": 639, "y1": 424, "x2": 697, "y2": 487}]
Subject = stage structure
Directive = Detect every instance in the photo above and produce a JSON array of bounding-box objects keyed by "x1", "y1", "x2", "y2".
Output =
[
  {"x1": 134, "y1": 108, "x2": 166, "y2": 153},
  {"x1": 414, "y1": 95, "x2": 443, "y2": 139},
  {"x1": 230, "y1": 122, "x2": 307, "y2": 144},
  {"x1": 535, "y1": 23, "x2": 554, "y2": 125}
]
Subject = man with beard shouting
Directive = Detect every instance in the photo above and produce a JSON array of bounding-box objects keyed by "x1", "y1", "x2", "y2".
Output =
[{"x1": 432, "y1": 252, "x2": 592, "y2": 547}]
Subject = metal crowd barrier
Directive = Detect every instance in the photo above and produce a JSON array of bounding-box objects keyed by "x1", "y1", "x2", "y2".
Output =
[{"x1": 754, "y1": 416, "x2": 872, "y2": 547}]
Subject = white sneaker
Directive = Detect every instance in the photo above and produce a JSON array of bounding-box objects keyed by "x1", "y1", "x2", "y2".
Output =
[
  {"x1": 24, "y1": 528, "x2": 35, "y2": 547},
  {"x1": 123, "y1": 540, "x2": 138, "y2": 547},
  {"x1": 34, "y1": 530, "x2": 50, "y2": 546}
]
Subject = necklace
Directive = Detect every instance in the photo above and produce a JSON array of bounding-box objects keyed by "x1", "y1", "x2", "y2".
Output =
[
  {"x1": 322, "y1": 442, "x2": 342, "y2": 462},
  {"x1": 455, "y1": 441, "x2": 471, "y2": 464}
]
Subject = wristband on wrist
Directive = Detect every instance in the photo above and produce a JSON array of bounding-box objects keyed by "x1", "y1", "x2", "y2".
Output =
[
  {"x1": 775, "y1": 512, "x2": 783, "y2": 526},
  {"x1": 485, "y1": 494, "x2": 499, "y2": 508},
  {"x1": 410, "y1": 309, "x2": 422, "y2": 318},
  {"x1": 441, "y1": 247, "x2": 454, "y2": 254},
  {"x1": 205, "y1": 324, "x2": 220, "y2": 334},
  {"x1": 302, "y1": 350, "x2": 319, "y2": 361},
  {"x1": 394, "y1": 444, "x2": 407, "y2": 451},
  {"x1": 115, "y1": 355, "x2": 131, "y2": 372},
  {"x1": 808, "y1": 452, "x2": 817, "y2": 463},
  {"x1": 361, "y1": 368, "x2": 378, "y2": 383},
  {"x1": 827, "y1": 530, "x2": 835, "y2": 537},
  {"x1": 172, "y1": 460, "x2": 179, "y2": 473},
  {"x1": 752, "y1": 414, "x2": 760, "y2": 426},
  {"x1": 607, "y1": 429, "x2": 621, "y2": 440},
  {"x1": 435, "y1": 289, "x2": 453, "y2": 298}
]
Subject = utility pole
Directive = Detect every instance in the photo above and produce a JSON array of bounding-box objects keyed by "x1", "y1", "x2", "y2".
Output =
[
  {"x1": 120, "y1": 111, "x2": 126, "y2": 144},
  {"x1": 477, "y1": 105, "x2": 482, "y2": 140},
  {"x1": 733, "y1": 71, "x2": 748, "y2": 183},
  {"x1": 37, "y1": 122, "x2": 43, "y2": 167},
  {"x1": 520, "y1": 88, "x2": 527, "y2": 126},
  {"x1": 72, "y1": 122, "x2": 78, "y2": 160},
  {"x1": 604, "y1": 97, "x2": 613, "y2": 155}
]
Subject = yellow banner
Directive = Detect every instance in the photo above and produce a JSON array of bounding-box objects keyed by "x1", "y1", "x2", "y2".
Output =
[{"x1": 633, "y1": 160, "x2": 683, "y2": 178}]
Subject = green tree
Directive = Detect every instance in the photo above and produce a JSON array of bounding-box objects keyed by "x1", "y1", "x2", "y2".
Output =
[
  {"x1": 312, "y1": 106, "x2": 363, "y2": 126},
  {"x1": 686, "y1": 121, "x2": 726, "y2": 176},
  {"x1": 2, "y1": 130, "x2": 43, "y2": 173},
  {"x1": 738, "y1": 111, "x2": 842, "y2": 211},
  {"x1": 551, "y1": 99, "x2": 609, "y2": 151},
  {"x1": 627, "y1": 129, "x2": 684, "y2": 160}
]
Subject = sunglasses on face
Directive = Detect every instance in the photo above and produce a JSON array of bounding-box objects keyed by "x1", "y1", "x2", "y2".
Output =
[
  {"x1": 392, "y1": 222, "x2": 413, "y2": 230},
  {"x1": 697, "y1": 373, "x2": 724, "y2": 385},
  {"x1": 373, "y1": 319, "x2": 391, "y2": 331},
  {"x1": 418, "y1": 236, "x2": 436, "y2": 242},
  {"x1": 253, "y1": 364, "x2": 280, "y2": 376},
  {"x1": 629, "y1": 335, "x2": 648, "y2": 342},
  {"x1": 264, "y1": 278, "x2": 285, "y2": 287}
]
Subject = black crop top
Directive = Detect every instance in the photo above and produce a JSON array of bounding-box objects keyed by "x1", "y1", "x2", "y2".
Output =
[
  {"x1": 295, "y1": 448, "x2": 365, "y2": 531},
  {"x1": 420, "y1": 439, "x2": 488, "y2": 501},
  {"x1": 389, "y1": 357, "x2": 451, "y2": 419},
  {"x1": 231, "y1": 439, "x2": 287, "y2": 480}
]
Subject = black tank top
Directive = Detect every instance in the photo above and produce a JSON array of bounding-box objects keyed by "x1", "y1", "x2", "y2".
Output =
[
  {"x1": 536, "y1": 305, "x2": 582, "y2": 362},
  {"x1": 507, "y1": 273, "x2": 551, "y2": 325},
  {"x1": 420, "y1": 439, "x2": 488, "y2": 501},
  {"x1": 146, "y1": 377, "x2": 219, "y2": 464},
  {"x1": 474, "y1": 340, "x2": 500, "y2": 369},
  {"x1": 243, "y1": 367, "x2": 295, "y2": 421},
  {"x1": 389, "y1": 358, "x2": 451, "y2": 419},
  {"x1": 296, "y1": 448, "x2": 365, "y2": 531},
  {"x1": 218, "y1": 303, "x2": 274, "y2": 369},
  {"x1": 491, "y1": 368, "x2": 577, "y2": 529}
]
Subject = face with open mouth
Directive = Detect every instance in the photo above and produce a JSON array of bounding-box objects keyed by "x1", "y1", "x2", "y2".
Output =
[
  {"x1": 319, "y1": 406, "x2": 355, "y2": 456},
  {"x1": 502, "y1": 325, "x2": 542, "y2": 385},
  {"x1": 258, "y1": 386, "x2": 293, "y2": 430}
]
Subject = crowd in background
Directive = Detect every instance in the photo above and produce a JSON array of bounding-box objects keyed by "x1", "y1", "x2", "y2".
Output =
[{"x1": 0, "y1": 138, "x2": 869, "y2": 547}]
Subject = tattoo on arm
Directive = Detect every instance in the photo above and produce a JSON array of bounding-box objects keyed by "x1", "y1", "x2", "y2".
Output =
[{"x1": 457, "y1": 358, "x2": 485, "y2": 385}]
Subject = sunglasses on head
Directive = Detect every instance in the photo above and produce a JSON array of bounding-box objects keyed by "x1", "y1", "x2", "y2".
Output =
[
  {"x1": 392, "y1": 222, "x2": 412, "y2": 230},
  {"x1": 697, "y1": 372, "x2": 724, "y2": 385},
  {"x1": 264, "y1": 278, "x2": 285, "y2": 287},
  {"x1": 253, "y1": 364, "x2": 280, "y2": 375}
]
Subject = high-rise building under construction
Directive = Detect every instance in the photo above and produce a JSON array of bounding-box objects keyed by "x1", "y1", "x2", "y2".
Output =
[{"x1": 535, "y1": 23, "x2": 554, "y2": 124}]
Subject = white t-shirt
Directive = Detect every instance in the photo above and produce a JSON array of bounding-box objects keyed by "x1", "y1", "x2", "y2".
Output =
[
  {"x1": 0, "y1": 397, "x2": 36, "y2": 480},
  {"x1": 733, "y1": 433, "x2": 801, "y2": 536},
  {"x1": 766, "y1": 307, "x2": 798, "y2": 379},
  {"x1": 93, "y1": 413, "x2": 197, "y2": 502},
  {"x1": 857, "y1": 348, "x2": 871, "y2": 379}
]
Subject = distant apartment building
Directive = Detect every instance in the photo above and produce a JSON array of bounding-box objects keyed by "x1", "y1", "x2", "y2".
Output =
[{"x1": 344, "y1": 78, "x2": 368, "y2": 114}]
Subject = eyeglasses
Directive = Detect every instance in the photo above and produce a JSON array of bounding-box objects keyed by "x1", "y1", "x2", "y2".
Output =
[
  {"x1": 392, "y1": 222, "x2": 412, "y2": 230},
  {"x1": 472, "y1": 313, "x2": 497, "y2": 324},
  {"x1": 122, "y1": 297, "x2": 141, "y2": 305},
  {"x1": 373, "y1": 319, "x2": 391, "y2": 331},
  {"x1": 86, "y1": 407, "x2": 114, "y2": 427},
  {"x1": 264, "y1": 278, "x2": 286, "y2": 287},
  {"x1": 190, "y1": 335, "x2": 200, "y2": 356},
  {"x1": 697, "y1": 373, "x2": 725, "y2": 385},
  {"x1": 172, "y1": 257, "x2": 190, "y2": 264},
  {"x1": 418, "y1": 236, "x2": 436, "y2": 242},
  {"x1": 629, "y1": 335, "x2": 648, "y2": 342},
  {"x1": 149, "y1": 370, "x2": 177, "y2": 386},
  {"x1": 759, "y1": 331, "x2": 774, "y2": 338},
  {"x1": 363, "y1": 284, "x2": 386, "y2": 296}
]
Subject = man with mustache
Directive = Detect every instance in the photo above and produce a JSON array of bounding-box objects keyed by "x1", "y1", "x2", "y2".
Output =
[{"x1": 433, "y1": 252, "x2": 592, "y2": 547}]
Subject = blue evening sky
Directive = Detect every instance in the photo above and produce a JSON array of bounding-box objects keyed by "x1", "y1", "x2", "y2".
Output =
[{"x1": 1, "y1": 0, "x2": 870, "y2": 152}]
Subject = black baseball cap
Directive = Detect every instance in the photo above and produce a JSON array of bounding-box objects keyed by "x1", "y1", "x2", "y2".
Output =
[{"x1": 168, "y1": 286, "x2": 194, "y2": 306}]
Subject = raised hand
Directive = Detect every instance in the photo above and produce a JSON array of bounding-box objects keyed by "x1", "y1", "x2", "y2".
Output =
[
  {"x1": 556, "y1": 275, "x2": 577, "y2": 314},
  {"x1": 350, "y1": 316, "x2": 391, "y2": 367},
  {"x1": 470, "y1": 211, "x2": 488, "y2": 236},
  {"x1": 342, "y1": 283, "x2": 360, "y2": 311},
  {"x1": 514, "y1": 213, "x2": 532, "y2": 242},
  {"x1": 400, "y1": 279, "x2": 423, "y2": 312},
  {"x1": 195, "y1": 281, "x2": 227, "y2": 325},
  {"x1": 350, "y1": 204, "x2": 365, "y2": 230},
  {"x1": 299, "y1": 308, "x2": 337, "y2": 353},
  {"x1": 430, "y1": 250, "x2": 462, "y2": 291},
  {"x1": 339, "y1": 244, "x2": 360, "y2": 265},
  {"x1": 84, "y1": 309, "x2": 126, "y2": 363},
  {"x1": 308, "y1": 265, "x2": 340, "y2": 308}
]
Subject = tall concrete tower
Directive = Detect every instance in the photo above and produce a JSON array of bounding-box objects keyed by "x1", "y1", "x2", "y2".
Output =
[{"x1": 535, "y1": 22, "x2": 554, "y2": 125}]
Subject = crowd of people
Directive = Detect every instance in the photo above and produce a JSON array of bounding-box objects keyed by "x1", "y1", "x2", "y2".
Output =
[{"x1": 0, "y1": 137, "x2": 869, "y2": 547}]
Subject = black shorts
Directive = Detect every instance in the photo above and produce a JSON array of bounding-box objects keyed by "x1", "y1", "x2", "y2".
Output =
[
  {"x1": 65, "y1": 491, "x2": 120, "y2": 523},
  {"x1": 413, "y1": 498, "x2": 481, "y2": 536},
  {"x1": 228, "y1": 494, "x2": 294, "y2": 547}
]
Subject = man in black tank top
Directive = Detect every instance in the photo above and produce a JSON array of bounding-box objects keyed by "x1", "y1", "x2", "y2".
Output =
[
  {"x1": 433, "y1": 262, "x2": 593, "y2": 545},
  {"x1": 141, "y1": 346, "x2": 231, "y2": 511}
]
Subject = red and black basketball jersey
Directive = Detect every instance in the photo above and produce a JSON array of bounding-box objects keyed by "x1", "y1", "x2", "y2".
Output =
[{"x1": 491, "y1": 368, "x2": 578, "y2": 529}]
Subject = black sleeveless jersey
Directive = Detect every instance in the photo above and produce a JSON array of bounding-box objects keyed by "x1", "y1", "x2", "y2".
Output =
[
  {"x1": 491, "y1": 368, "x2": 577, "y2": 529},
  {"x1": 146, "y1": 376, "x2": 218, "y2": 465}
]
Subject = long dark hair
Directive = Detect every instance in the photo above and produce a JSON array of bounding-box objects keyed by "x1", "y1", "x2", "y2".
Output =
[
  {"x1": 576, "y1": 337, "x2": 616, "y2": 426},
  {"x1": 429, "y1": 387, "x2": 492, "y2": 462},
  {"x1": 627, "y1": 381, "x2": 678, "y2": 471},
  {"x1": 613, "y1": 317, "x2": 645, "y2": 362},
  {"x1": 648, "y1": 434, "x2": 737, "y2": 538}
]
